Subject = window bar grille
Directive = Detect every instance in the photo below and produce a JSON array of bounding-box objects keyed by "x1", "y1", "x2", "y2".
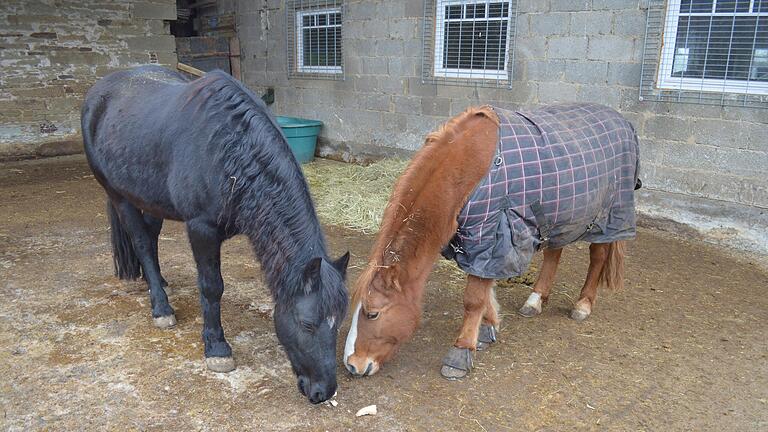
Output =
[
  {"x1": 719, "y1": 3, "x2": 739, "y2": 104},
  {"x1": 421, "y1": 0, "x2": 518, "y2": 88},
  {"x1": 678, "y1": 3, "x2": 692, "y2": 103},
  {"x1": 286, "y1": 0, "x2": 344, "y2": 81},
  {"x1": 640, "y1": 0, "x2": 767, "y2": 108},
  {"x1": 744, "y1": 12, "x2": 761, "y2": 98},
  {"x1": 697, "y1": 3, "x2": 716, "y2": 102}
]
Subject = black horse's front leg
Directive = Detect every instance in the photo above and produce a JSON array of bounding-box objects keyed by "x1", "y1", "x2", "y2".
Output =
[{"x1": 187, "y1": 220, "x2": 234, "y2": 373}]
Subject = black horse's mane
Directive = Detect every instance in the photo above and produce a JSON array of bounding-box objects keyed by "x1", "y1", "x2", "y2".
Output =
[{"x1": 184, "y1": 71, "x2": 347, "y2": 318}]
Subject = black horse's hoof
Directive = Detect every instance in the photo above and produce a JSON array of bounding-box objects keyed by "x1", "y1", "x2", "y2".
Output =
[
  {"x1": 440, "y1": 347, "x2": 473, "y2": 380},
  {"x1": 205, "y1": 356, "x2": 235, "y2": 373},
  {"x1": 476, "y1": 324, "x2": 497, "y2": 351},
  {"x1": 153, "y1": 315, "x2": 177, "y2": 329}
]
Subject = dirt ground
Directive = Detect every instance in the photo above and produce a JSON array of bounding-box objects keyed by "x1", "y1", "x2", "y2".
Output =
[{"x1": 1, "y1": 155, "x2": 767, "y2": 432}]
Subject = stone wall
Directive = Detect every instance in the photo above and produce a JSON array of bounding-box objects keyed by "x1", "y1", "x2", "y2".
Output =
[
  {"x1": 237, "y1": 0, "x2": 768, "y2": 209},
  {"x1": 0, "y1": 0, "x2": 177, "y2": 159}
]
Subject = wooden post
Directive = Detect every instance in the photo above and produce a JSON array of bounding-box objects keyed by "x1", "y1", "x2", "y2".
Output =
[{"x1": 229, "y1": 37, "x2": 241, "y2": 80}]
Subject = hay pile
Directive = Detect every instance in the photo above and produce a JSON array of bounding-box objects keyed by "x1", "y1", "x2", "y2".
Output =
[{"x1": 302, "y1": 158, "x2": 409, "y2": 234}]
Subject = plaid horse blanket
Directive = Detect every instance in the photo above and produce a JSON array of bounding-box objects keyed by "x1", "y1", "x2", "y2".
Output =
[{"x1": 443, "y1": 103, "x2": 640, "y2": 279}]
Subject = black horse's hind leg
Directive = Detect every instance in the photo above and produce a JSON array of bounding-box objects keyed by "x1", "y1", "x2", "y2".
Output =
[
  {"x1": 143, "y1": 213, "x2": 168, "y2": 288},
  {"x1": 113, "y1": 200, "x2": 176, "y2": 327},
  {"x1": 186, "y1": 219, "x2": 235, "y2": 373}
]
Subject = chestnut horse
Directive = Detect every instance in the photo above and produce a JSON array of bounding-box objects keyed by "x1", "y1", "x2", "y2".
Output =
[{"x1": 343, "y1": 104, "x2": 640, "y2": 379}]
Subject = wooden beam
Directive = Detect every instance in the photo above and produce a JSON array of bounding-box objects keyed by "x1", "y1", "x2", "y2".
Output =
[{"x1": 177, "y1": 62, "x2": 205, "y2": 77}]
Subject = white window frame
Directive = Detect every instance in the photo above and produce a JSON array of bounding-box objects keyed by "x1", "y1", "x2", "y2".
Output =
[
  {"x1": 295, "y1": 8, "x2": 342, "y2": 74},
  {"x1": 657, "y1": 0, "x2": 768, "y2": 95},
  {"x1": 433, "y1": 0, "x2": 512, "y2": 80}
]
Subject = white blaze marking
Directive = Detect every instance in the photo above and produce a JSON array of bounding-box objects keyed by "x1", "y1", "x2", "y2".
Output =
[
  {"x1": 343, "y1": 303, "x2": 361, "y2": 364},
  {"x1": 327, "y1": 315, "x2": 336, "y2": 329}
]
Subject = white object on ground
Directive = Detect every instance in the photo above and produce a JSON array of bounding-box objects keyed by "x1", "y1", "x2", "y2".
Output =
[
  {"x1": 324, "y1": 391, "x2": 339, "y2": 407},
  {"x1": 355, "y1": 405, "x2": 377, "y2": 417}
]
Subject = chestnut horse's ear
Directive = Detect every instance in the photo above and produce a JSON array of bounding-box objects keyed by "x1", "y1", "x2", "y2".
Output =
[
  {"x1": 333, "y1": 252, "x2": 351, "y2": 278},
  {"x1": 303, "y1": 257, "x2": 323, "y2": 281}
]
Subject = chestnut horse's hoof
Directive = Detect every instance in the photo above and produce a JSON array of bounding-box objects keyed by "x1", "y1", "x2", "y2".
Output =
[
  {"x1": 571, "y1": 299, "x2": 592, "y2": 321},
  {"x1": 518, "y1": 304, "x2": 540, "y2": 318},
  {"x1": 476, "y1": 324, "x2": 497, "y2": 351},
  {"x1": 518, "y1": 292, "x2": 543, "y2": 318},
  {"x1": 570, "y1": 308, "x2": 591, "y2": 321},
  {"x1": 153, "y1": 314, "x2": 177, "y2": 329},
  {"x1": 205, "y1": 356, "x2": 236, "y2": 373},
  {"x1": 440, "y1": 347, "x2": 473, "y2": 380}
]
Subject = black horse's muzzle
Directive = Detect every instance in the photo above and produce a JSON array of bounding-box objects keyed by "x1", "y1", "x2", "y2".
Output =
[{"x1": 298, "y1": 375, "x2": 337, "y2": 404}]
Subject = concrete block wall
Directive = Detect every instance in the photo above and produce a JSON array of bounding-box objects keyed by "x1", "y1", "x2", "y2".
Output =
[
  {"x1": 238, "y1": 0, "x2": 768, "y2": 210},
  {"x1": 0, "y1": 0, "x2": 177, "y2": 159}
]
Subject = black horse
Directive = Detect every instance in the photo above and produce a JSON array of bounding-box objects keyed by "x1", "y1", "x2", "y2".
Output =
[{"x1": 81, "y1": 65, "x2": 349, "y2": 404}]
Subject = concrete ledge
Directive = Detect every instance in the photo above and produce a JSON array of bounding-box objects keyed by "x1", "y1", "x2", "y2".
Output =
[
  {"x1": 0, "y1": 135, "x2": 83, "y2": 161},
  {"x1": 317, "y1": 138, "x2": 415, "y2": 165},
  {"x1": 636, "y1": 188, "x2": 768, "y2": 256},
  {"x1": 36, "y1": 138, "x2": 83, "y2": 158}
]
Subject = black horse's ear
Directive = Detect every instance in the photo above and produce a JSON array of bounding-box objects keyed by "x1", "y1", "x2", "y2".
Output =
[
  {"x1": 333, "y1": 252, "x2": 351, "y2": 277},
  {"x1": 303, "y1": 257, "x2": 323, "y2": 281}
]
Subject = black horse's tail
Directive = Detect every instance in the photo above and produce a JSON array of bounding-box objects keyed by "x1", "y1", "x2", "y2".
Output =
[{"x1": 107, "y1": 200, "x2": 141, "y2": 280}]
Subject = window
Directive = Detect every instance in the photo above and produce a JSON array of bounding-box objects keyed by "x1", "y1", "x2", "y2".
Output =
[
  {"x1": 657, "y1": 0, "x2": 768, "y2": 96},
  {"x1": 287, "y1": 1, "x2": 343, "y2": 79},
  {"x1": 296, "y1": 9, "x2": 342, "y2": 73},
  {"x1": 423, "y1": 0, "x2": 517, "y2": 87}
]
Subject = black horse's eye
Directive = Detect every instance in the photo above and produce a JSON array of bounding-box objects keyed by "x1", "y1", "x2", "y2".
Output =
[
  {"x1": 365, "y1": 311, "x2": 380, "y2": 320},
  {"x1": 301, "y1": 321, "x2": 316, "y2": 332}
]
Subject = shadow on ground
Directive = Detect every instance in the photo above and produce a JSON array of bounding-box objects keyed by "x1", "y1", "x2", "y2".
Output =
[{"x1": 1, "y1": 156, "x2": 766, "y2": 431}]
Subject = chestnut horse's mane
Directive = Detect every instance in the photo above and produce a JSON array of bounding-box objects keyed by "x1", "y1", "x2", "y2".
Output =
[{"x1": 353, "y1": 106, "x2": 500, "y2": 306}]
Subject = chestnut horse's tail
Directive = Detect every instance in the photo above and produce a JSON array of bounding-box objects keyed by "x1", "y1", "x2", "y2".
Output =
[
  {"x1": 599, "y1": 240, "x2": 626, "y2": 291},
  {"x1": 107, "y1": 200, "x2": 142, "y2": 280}
]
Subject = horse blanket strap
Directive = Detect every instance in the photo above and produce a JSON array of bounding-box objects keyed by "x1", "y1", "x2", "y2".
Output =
[
  {"x1": 530, "y1": 200, "x2": 550, "y2": 248},
  {"x1": 442, "y1": 103, "x2": 640, "y2": 279}
]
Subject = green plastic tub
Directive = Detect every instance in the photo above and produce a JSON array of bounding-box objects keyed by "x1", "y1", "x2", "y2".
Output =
[{"x1": 276, "y1": 116, "x2": 323, "y2": 164}]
